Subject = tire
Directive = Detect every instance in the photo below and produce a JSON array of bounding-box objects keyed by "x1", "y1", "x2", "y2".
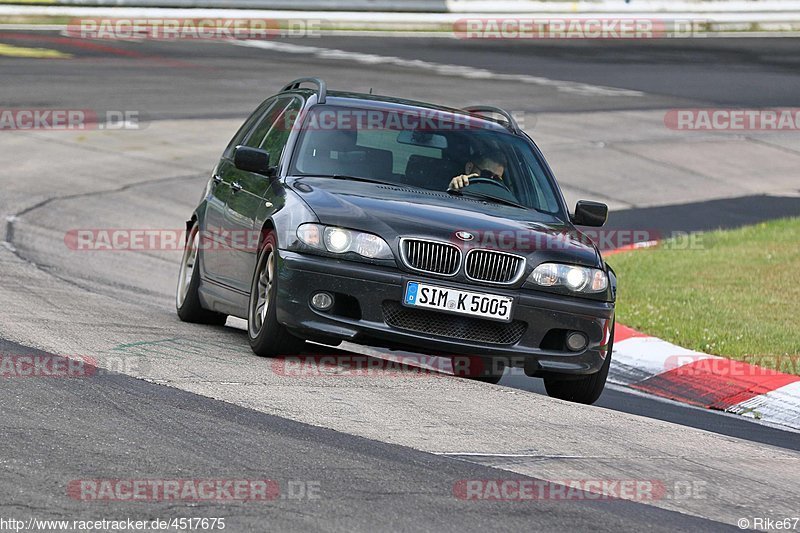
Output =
[
  {"x1": 176, "y1": 221, "x2": 227, "y2": 326},
  {"x1": 247, "y1": 231, "x2": 304, "y2": 357},
  {"x1": 543, "y1": 322, "x2": 614, "y2": 405},
  {"x1": 451, "y1": 355, "x2": 505, "y2": 385}
]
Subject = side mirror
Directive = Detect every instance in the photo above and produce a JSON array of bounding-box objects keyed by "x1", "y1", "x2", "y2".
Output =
[
  {"x1": 571, "y1": 200, "x2": 608, "y2": 227},
  {"x1": 233, "y1": 146, "x2": 275, "y2": 177}
]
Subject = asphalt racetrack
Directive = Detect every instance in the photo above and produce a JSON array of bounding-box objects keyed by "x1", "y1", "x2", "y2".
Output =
[{"x1": 1, "y1": 31, "x2": 799, "y2": 531}]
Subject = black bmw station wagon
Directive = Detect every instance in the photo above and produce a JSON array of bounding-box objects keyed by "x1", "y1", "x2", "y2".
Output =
[{"x1": 177, "y1": 78, "x2": 616, "y2": 404}]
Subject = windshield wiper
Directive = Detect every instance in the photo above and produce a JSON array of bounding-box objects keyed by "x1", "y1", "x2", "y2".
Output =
[
  {"x1": 451, "y1": 189, "x2": 528, "y2": 210},
  {"x1": 300, "y1": 174, "x2": 401, "y2": 187}
]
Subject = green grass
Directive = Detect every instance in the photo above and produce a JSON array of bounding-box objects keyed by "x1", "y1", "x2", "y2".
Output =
[
  {"x1": 0, "y1": 15, "x2": 72, "y2": 25},
  {"x1": 608, "y1": 217, "x2": 800, "y2": 372}
]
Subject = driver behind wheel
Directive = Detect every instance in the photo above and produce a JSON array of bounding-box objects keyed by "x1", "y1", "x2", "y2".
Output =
[{"x1": 447, "y1": 151, "x2": 507, "y2": 191}]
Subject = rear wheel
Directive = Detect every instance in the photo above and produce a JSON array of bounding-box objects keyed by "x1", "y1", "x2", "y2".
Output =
[
  {"x1": 543, "y1": 323, "x2": 614, "y2": 405},
  {"x1": 176, "y1": 222, "x2": 227, "y2": 325},
  {"x1": 247, "y1": 231, "x2": 304, "y2": 357}
]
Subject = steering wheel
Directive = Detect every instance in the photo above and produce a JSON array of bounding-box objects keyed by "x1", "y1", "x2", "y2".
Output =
[{"x1": 465, "y1": 176, "x2": 512, "y2": 191}]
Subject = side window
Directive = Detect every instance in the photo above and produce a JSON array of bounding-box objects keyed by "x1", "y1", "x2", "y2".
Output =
[
  {"x1": 514, "y1": 144, "x2": 560, "y2": 213},
  {"x1": 258, "y1": 98, "x2": 304, "y2": 167},
  {"x1": 243, "y1": 96, "x2": 297, "y2": 149},
  {"x1": 223, "y1": 98, "x2": 277, "y2": 159}
]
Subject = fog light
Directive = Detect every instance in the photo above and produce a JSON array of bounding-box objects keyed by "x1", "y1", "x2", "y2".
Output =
[
  {"x1": 566, "y1": 332, "x2": 588, "y2": 352},
  {"x1": 311, "y1": 292, "x2": 334, "y2": 311}
]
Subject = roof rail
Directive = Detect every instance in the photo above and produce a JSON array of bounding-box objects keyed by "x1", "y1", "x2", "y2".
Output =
[
  {"x1": 281, "y1": 77, "x2": 327, "y2": 104},
  {"x1": 463, "y1": 106, "x2": 521, "y2": 134}
]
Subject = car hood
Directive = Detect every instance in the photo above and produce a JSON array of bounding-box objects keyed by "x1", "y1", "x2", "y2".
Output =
[{"x1": 286, "y1": 177, "x2": 602, "y2": 267}]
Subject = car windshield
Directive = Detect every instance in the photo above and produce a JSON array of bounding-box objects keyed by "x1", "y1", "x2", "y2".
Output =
[{"x1": 290, "y1": 105, "x2": 564, "y2": 215}]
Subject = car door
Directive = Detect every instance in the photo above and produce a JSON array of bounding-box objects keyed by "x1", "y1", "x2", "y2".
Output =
[
  {"x1": 221, "y1": 96, "x2": 303, "y2": 292},
  {"x1": 202, "y1": 97, "x2": 279, "y2": 282}
]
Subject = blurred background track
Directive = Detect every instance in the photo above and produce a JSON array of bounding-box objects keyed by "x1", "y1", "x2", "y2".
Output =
[{"x1": 1, "y1": 28, "x2": 799, "y2": 531}]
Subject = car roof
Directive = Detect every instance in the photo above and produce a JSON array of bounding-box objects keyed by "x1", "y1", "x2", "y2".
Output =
[{"x1": 283, "y1": 88, "x2": 511, "y2": 133}]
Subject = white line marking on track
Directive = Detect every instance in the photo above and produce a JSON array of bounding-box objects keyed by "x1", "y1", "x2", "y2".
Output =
[
  {"x1": 231, "y1": 39, "x2": 645, "y2": 98},
  {"x1": 435, "y1": 453, "x2": 601, "y2": 458}
]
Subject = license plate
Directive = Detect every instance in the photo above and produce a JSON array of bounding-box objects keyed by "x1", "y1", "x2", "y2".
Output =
[{"x1": 403, "y1": 281, "x2": 514, "y2": 322}]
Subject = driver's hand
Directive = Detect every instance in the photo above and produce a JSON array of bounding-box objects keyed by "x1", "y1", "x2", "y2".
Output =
[{"x1": 448, "y1": 173, "x2": 478, "y2": 191}]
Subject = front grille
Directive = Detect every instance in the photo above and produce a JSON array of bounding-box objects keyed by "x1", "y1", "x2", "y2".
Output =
[
  {"x1": 382, "y1": 301, "x2": 527, "y2": 345},
  {"x1": 401, "y1": 239, "x2": 461, "y2": 276},
  {"x1": 465, "y1": 250, "x2": 525, "y2": 284}
]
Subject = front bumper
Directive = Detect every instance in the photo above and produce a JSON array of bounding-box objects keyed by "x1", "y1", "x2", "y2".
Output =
[{"x1": 276, "y1": 250, "x2": 614, "y2": 377}]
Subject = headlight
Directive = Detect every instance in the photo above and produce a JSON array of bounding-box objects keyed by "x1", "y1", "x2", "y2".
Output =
[
  {"x1": 527, "y1": 263, "x2": 607, "y2": 293},
  {"x1": 297, "y1": 224, "x2": 393, "y2": 260},
  {"x1": 325, "y1": 227, "x2": 351, "y2": 253}
]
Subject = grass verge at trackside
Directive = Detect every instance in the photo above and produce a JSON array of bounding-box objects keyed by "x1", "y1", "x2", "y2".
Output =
[{"x1": 607, "y1": 217, "x2": 800, "y2": 372}]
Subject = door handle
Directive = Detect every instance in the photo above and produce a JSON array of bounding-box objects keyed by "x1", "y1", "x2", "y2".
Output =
[{"x1": 231, "y1": 181, "x2": 243, "y2": 193}]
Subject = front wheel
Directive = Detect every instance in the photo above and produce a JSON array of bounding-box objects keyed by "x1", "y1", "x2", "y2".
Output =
[
  {"x1": 247, "y1": 231, "x2": 304, "y2": 357},
  {"x1": 176, "y1": 222, "x2": 227, "y2": 325},
  {"x1": 543, "y1": 324, "x2": 614, "y2": 405}
]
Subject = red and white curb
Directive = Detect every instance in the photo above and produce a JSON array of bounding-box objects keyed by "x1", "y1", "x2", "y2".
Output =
[{"x1": 610, "y1": 324, "x2": 800, "y2": 431}]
